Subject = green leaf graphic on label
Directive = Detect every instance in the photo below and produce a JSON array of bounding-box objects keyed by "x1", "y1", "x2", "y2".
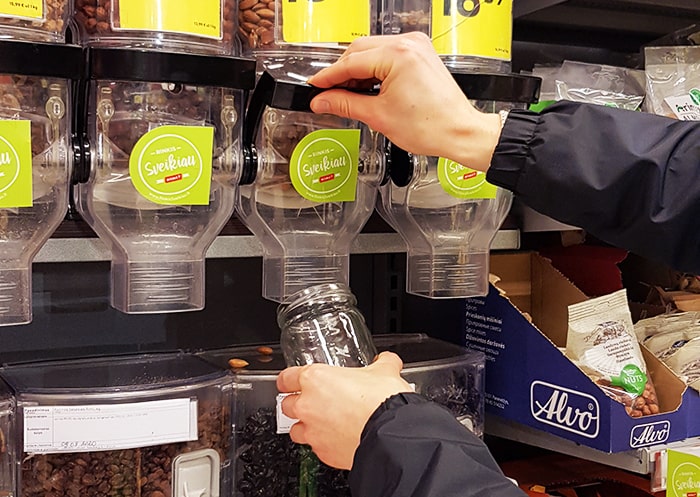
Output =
[
  {"x1": 0, "y1": 120, "x2": 32, "y2": 208},
  {"x1": 437, "y1": 157, "x2": 496, "y2": 199},
  {"x1": 289, "y1": 129, "x2": 360, "y2": 203},
  {"x1": 129, "y1": 125, "x2": 214, "y2": 206},
  {"x1": 690, "y1": 88, "x2": 700, "y2": 106},
  {"x1": 611, "y1": 364, "x2": 647, "y2": 396}
]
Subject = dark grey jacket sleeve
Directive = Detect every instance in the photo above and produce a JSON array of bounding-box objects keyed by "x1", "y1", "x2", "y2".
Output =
[
  {"x1": 349, "y1": 393, "x2": 526, "y2": 497},
  {"x1": 486, "y1": 101, "x2": 700, "y2": 274}
]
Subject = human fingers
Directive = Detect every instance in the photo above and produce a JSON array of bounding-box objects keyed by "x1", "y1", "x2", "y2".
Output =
[
  {"x1": 308, "y1": 47, "x2": 393, "y2": 89},
  {"x1": 276, "y1": 365, "x2": 303, "y2": 393},
  {"x1": 310, "y1": 32, "x2": 435, "y2": 88},
  {"x1": 288, "y1": 420, "x2": 308, "y2": 445},
  {"x1": 370, "y1": 351, "x2": 404, "y2": 374},
  {"x1": 310, "y1": 90, "x2": 383, "y2": 127}
]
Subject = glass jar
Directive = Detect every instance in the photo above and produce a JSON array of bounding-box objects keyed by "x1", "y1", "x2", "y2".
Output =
[{"x1": 277, "y1": 283, "x2": 377, "y2": 367}]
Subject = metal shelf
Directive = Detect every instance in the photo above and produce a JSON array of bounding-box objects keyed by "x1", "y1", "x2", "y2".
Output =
[
  {"x1": 486, "y1": 415, "x2": 700, "y2": 477},
  {"x1": 34, "y1": 229, "x2": 521, "y2": 263}
]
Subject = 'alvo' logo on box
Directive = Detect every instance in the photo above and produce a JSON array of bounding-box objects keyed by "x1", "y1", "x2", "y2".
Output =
[
  {"x1": 630, "y1": 421, "x2": 670, "y2": 448},
  {"x1": 530, "y1": 381, "x2": 600, "y2": 438}
]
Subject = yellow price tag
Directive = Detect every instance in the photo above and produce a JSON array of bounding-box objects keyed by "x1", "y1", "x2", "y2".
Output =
[
  {"x1": 0, "y1": 0, "x2": 43, "y2": 20},
  {"x1": 282, "y1": 0, "x2": 369, "y2": 44},
  {"x1": 431, "y1": 0, "x2": 511, "y2": 60},
  {"x1": 118, "y1": 0, "x2": 222, "y2": 39}
]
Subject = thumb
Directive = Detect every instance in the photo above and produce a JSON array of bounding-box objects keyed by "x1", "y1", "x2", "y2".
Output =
[
  {"x1": 370, "y1": 351, "x2": 404, "y2": 375},
  {"x1": 310, "y1": 90, "x2": 378, "y2": 125}
]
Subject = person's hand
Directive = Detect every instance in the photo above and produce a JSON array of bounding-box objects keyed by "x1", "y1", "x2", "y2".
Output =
[
  {"x1": 307, "y1": 32, "x2": 502, "y2": 172},
  {"x1": 276, "y1": 351, "x2": 413, "y2": 470}
]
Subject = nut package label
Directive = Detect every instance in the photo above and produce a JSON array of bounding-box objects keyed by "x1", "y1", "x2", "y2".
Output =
[
  {"x1": 0, "y1": 120, "x2": 33, "y2": 208},
  {"x1": 129, "y1": 125, "x2": 214, "y2": 206},
  {"x1": 118, "y1": 0, "x2": 222, "y2": 39},
  {"x1": 282, "y1": 0, "x2": 369, "y2": 43},
  {"x1": 289, "y1": 129, "x2": 359, "y2": 203},
  {"x1": 0, "y1": 0, "x2": 43, "y2": 20},
  {"x1": 431, "y1": 0, "x2": 512, "y2": 60},
  {"x1": 437, "y1": 157, "x2": 496, "y2": 199}
]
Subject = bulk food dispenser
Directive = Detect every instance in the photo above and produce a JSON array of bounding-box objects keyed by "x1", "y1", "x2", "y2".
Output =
[
  {"x1": 379, "y1": 72, "x2": 540, "y2": 298},
  {"x1": 197, "y1": 333, "x2": 485, "y2": 497},
  {"x1": 237, "y1": 72, "x2": 383, "y2": 303},
  {"x1": 0, "y1": 353, "x2": 234, "y2": 497},
  {"x1": 381, "y1": 0, "x2": 512, "y2": 73},
  {"x1": 74, "y1": 0, "x2": 238, "y2": 55},
  {"x1": 0, "y1": 41, "x2": 81, "y2": 326},
  {"x1": 0, "y1": 0, "x2": 70, "y2": 44},
  {"x1": 74, "y1": 48, "x2": 256, "y2": 314}
]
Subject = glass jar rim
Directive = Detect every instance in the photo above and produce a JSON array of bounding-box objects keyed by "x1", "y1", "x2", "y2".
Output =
[{"x1": 276, "y1": 282, "x2": 357, "y2": 326}]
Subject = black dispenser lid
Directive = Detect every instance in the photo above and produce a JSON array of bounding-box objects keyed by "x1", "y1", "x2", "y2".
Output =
[
  {"x1": 450, "y1": 72, "x2": 542, "y2": 104},
  {"x1": 0, "y1": 40, "x2": 82, "y2": 79},
  {"x1": 86, "y1": 47, "x2": 257, "y2": 90}
]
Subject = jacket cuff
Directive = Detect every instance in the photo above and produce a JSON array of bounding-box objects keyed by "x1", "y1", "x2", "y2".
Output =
[
  {"x1": 362, "y1": 393, "x2": 429, "y2": 435},
  {"x1": 485, "y1": 109, "x2": 540, "y2": 192}
]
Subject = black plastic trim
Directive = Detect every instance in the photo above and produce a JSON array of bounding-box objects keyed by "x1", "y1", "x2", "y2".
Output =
[
  {"x1": 86, "y1": 47, "x2": 257, "y2": 89},
  {"x1": 0, "y1": 41, "x2": 82, "y2": 79}
]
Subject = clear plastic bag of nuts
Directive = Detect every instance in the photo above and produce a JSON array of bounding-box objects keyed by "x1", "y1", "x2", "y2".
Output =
[{"x1": 566, "y1": 289, "x2": 661, "y2": 418}]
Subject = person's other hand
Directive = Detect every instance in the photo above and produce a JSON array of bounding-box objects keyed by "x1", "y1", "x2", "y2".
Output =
[
  {"x1": 276, "y1": 351, "x2": 413, "y2": 470},
  {"x1": 307, "y1": 32, "x2": 502, "y2": 172}
]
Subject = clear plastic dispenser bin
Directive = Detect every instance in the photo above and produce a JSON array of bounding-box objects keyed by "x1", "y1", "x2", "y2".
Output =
[
  {"x1": 0, "y1": 0, "x2": 70, "y2": 43},
  {"x1": 380, "y1": 0, "x2": 512, "y2": 73},
  {"x1": 0, "y1": 353, "x2": 234, "y2": 497},
  {"x1": 237, "y1": 0, "x2": 376, "y2": 56},
  {"x1": 0, "y1": 41, "x2": 81, "y2": 326},
  {"x1": 238, "y1": 71, "x2": 384, "y2": 303},
  {"x1": 197, "y1": 333, "x2": 485, "y2": 497},
  {"x1": 0, "y1": 380, "x2": 14, "y2": 497},
  {"x1": 378, "y1": 72, "x2": 541, "y2": 298},
  {"x1": 74, "y1": 0, "x2": 238, "y2": 55},
  {"x1": 74, "y1": 48, "x2": 256, "y2": 314}
]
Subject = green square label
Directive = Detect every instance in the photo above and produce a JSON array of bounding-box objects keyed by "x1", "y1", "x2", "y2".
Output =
[
  {"x1": 437, "y1": 157, "x2": 496, "y2": 199},
  {"x1": 129, "y1": 125, "x2": 214, "y2": 206},
  {"x1": 0, "y1": 120, "x2": 33, "y2": 208},
  {"x1": 289, "y1": 129, "x2": 360, "y2": 203},
  {"x1": 668, "y1": 449, "x2": 700, "y2": 497}
]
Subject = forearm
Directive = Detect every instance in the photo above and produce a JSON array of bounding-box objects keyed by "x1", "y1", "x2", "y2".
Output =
[
  {"x1": 487, "y1": 101, "x2": 700, "y2": 273},
  {"x1": 349, "y1": 394, "x2": 526, "y2": 497}
]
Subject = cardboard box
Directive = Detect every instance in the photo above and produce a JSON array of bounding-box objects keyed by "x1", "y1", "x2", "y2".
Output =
[
  {"x1": 463, "y1": 252, "x2": 689, "y2": 453},
  {"x1": 668, "y1": 447, "x2": 700, "y2": 497},
  {"x1": 686, "y1": 385, "x2": 700, "y2": 438}
]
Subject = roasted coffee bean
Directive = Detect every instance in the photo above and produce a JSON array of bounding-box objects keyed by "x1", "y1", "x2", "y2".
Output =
[{"x1": 21, "y1": 401, "x2": 230, "y2": 497}]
